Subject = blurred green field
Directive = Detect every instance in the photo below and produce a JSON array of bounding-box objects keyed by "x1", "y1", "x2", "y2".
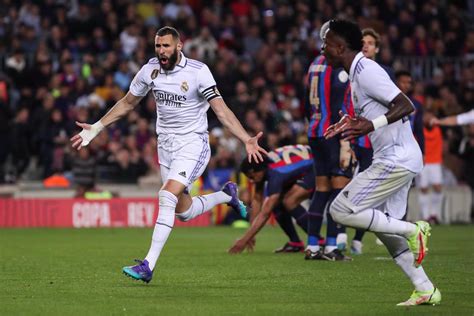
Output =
[{"x1": 0, "y1": 225, "x2": 473, "y2": 315}]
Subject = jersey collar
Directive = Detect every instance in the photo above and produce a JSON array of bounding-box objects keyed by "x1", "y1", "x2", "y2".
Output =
[{"x1": 349, "y1": 52, "x2": 365, "y2": 81}]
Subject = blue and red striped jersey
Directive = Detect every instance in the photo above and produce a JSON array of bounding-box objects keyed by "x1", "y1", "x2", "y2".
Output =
[
  {"x1": 265, "y1": 145, "x2": 313, "y2": 196},
  {"x1": 305, "y1": 55, "x2": 350, "y2": 138}
]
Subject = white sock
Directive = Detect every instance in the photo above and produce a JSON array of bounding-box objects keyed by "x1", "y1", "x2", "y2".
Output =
[
  {"x1": 306, "y1": 245, "x2": 320, "y2": 252},
  {"x1": 145, "y1": 190, "x2": 177, "y2": 271},
  {"x1": 331, "y1": 207, "x2": 417, "y2": 238},
  {"x1": 418, "y1": 191, "x2": 430, "y2": 220},
  {"x1": 394, "y1": 251, "x2": 434, "y2": 292},
  {"x1": 431, "y1": 191, "x2": 443, "y2": 220},
  {"x1": 324, "y1": 245, "x2": 337, "y2": 253},
  {"x1": 176, "y1": 192, "x2": 231, "y2": 222}
]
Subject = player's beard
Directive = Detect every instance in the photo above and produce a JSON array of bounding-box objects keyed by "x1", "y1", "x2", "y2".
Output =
[{"x1": 159, "y1": 48, "x2": 179, "y2": 71}]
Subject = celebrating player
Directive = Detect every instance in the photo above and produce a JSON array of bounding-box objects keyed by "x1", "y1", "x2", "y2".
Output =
[
  {"x1": 70, "y1": 26, "x2": 267, "y2": 283},
  {"x1": 322, "y1": 20, "x2": 441, "y2": 306},
  {"x1": 229, "y1": 145, "x2": 314, "y2": 254}
]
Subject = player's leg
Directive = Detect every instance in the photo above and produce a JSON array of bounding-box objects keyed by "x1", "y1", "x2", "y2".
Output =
[
  {"x1": 324, "y1": 175, "x2": 352, "y2": 260},
  {"x1": 377, "y1": 190, "x2": 440, "y2": 306},
  {"x1": 429, "y1": 164, "x2": 443, "y2": 224},
  {"x1": 272, "y1": 203, "x2": 305, "y2": 253},
  {"x1": 307, "y1": 138, "x2": 331, "y2": 253},
  {"x1": 282, "y1": 172, "x2": 314, "y2": 233},
  {"x1": 329, "y1": 163, "x2": 431, "y2": 266},
  {"x1": 174, "y1": 134, "x2": 246, "y2": 221},
  {"x1": 417, "y1": 165, "x2": 431, "y2": 221}
]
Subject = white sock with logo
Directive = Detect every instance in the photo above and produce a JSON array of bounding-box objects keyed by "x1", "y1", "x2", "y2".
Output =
[
  {"x1": 395, "y1": 251, "x2": 434, "y2": 292},
  {"x1": 376, "y1": 233, "x2": 434, "y2": 292},
  {"x1": 145, "y1": 190, "x2": 177, "y2": 271},
  {"x1": 176, "y1": 192, "x2": 231, "y2": 222}
]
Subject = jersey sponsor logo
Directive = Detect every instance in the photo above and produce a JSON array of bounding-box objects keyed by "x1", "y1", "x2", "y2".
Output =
[
  {"x1": 153, "y1": 90, "x2": 187, "y2": 107},
  {"x1": 151, "y1": 69, "x2": 159, "y2": 79},
  {"x1": 178, "y1": 171, "x2": 187, "y2": 178},
  {"x1": 180, "y1": 81, "x2": 189, "y2": 92}
]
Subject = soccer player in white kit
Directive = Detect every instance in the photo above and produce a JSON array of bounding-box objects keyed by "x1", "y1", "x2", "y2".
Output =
[
  {"x1": 70, "y1": 26, "x2": 267, "y2": 283},
  {"x1": 321, "y1": 20, "x2": 441, "y2": 306}
]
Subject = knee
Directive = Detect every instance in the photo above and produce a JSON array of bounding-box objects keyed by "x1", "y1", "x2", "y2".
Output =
[
  {"x1": 433, "y1": 184, "x2": 443, "y2": 193},
  {"x1": 329, "y1": 197, "x2": 348, "y2": 224},
  {"x1": 282, "y1": 196, "x2": 297, "y2": 211}
]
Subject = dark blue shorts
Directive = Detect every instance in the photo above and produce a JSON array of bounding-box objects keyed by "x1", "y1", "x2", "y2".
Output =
[
  {"x1": 308, "y1": 137, "x2": 352, "y2": 178},
  {"x1": 354, "y1": 145, "x2": 373, "y2": 173},
  {"x1": 296, "y1": 167, "x2": 315, "y2": 191}
]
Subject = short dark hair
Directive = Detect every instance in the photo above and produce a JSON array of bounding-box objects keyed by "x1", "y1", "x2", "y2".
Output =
[
  {"x1": 362, "y1": 28, "x2": 380, "y2": 48},
  {"x1": 156, "y1": 26, "x2": 180, "y2": 40},
  {"x1": 240, "y1": 157, "x2": 270, "y2": 175},
  {"x1": 395, "y1": 70, "x2": 412, "y2": 80},
  {"x1": 329, "y1": 19, "x2": 362, "y2": 51}
]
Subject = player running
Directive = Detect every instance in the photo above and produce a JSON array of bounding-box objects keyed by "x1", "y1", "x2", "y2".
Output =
[
  {"x1": 229, "y1": 145, "x2": 314, "y2": 254},
  {"x1": 322, "y1": 19, "x2": 441, "y2": 306},
  {"x1": 71, "y1": 26, "x2": 267, "y2": 283}
]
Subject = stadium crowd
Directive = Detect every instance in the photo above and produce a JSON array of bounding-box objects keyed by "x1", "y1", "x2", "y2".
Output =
[{"x1": 0, "y1": 0, "x2": 473, "y2": 197}]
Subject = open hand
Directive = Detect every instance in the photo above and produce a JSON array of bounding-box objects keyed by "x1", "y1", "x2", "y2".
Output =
[{"x1": 245, "y1": 131, "x2": 269, "y2": 163}]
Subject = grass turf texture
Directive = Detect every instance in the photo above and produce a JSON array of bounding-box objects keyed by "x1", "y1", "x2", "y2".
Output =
[{"x1": 0, "y1": 226, "x2": 473, "y2": 315}]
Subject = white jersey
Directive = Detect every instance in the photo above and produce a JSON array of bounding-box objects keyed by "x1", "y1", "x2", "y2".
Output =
[
  {"x1": 129, "y1": 52, "x2": 221, "y2": 135},
  {"x1": 457, "y1": 109, "x2": 474, "y2": 125},
  {"x1": 349, "y1": 52, "x2": 423, "y2": 173}
]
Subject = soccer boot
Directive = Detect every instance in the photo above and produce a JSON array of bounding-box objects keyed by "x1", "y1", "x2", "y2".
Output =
[
  {"x1": 397, "y1": 288, "x2": 441, "y2": 306},
  {"x1": 222, "y1": 181, "x2": 248, "y2": 218},
  {"x1": 304, "y1": 249, "x2": 329, "y2": 260},
  {"x1": 122, "y1": 259, "x2": 153, "y2": 283},
  {"x1": 350, "y1": 240, "x2": 363, "y2": 255},
  {"x1": 274, "y1": 241, "x2": 305, "y2": 253},
  {"x1": 324, "y1": 249, "x2": 353, "y2": 261},
  {"x1": 407, "y1": 221, "x2": 431, "y2": 267}
]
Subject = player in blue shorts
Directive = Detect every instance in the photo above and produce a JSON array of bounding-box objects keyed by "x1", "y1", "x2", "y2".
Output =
[
  {"x1": 229, "y1": 145, "x2": 315, "y2": 254},
  {"x1": 303, "y1": 22, "x2": 353, "y2": 261}
]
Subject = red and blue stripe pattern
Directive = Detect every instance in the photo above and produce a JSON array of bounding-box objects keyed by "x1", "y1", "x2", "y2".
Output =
[{"x1": 306, "y1": 56, "x2": 332, "y2": 138}]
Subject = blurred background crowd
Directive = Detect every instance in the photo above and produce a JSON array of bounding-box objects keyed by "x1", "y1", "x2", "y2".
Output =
[{"x1": 0, "y1": 0, "x2": 473, "y2": 196}]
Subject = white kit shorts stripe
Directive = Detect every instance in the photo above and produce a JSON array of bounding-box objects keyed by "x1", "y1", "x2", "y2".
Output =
[{"x1": 337, "y1": 163, "x2": 416, "y2": 219}]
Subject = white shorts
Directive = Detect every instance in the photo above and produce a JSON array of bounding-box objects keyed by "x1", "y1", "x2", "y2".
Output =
[
  {"x1": 158, "y1": 133, "x2": 211, "y2": 191},
  {"x1": 417, "y1": 163, "x2": 442, "y2": 188},
  {"x1": 337, "y1": 163, "x2": 416, "y2": 219}
]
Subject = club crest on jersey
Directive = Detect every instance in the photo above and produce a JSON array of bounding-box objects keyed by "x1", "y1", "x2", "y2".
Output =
[
  {"x1": 151, "y1": 69, "x2": 159, "y2": 79},
  {"x1": 180, "y1": 81, "x2": 189, "y2": 92}
]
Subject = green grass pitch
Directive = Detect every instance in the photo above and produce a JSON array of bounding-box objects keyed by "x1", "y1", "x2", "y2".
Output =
[{"x1": 1, "y1": 225, "x2": 473, "y2": 315}]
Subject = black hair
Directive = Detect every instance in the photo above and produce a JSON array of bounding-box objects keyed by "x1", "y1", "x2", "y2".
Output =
[
  {"x1": 240, "y1": 156, "x2": 270, "y2": 175},
  {"x1": 156, "y1": 26, "x2": 180, "y2": 40},
  {"x1": 329, "y1": 19, "x2": 362, "y2": 51},
  {"x1": 395, "y1": 70, "x2": 412, "y2": 80}
]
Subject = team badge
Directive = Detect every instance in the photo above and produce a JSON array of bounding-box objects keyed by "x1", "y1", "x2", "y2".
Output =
[
  {"x1": 151, "y1": 69, "x2": 159, "y2": 79},
  {"x1": 181, "y1": 81, "x2": 189, "y2": 92}
]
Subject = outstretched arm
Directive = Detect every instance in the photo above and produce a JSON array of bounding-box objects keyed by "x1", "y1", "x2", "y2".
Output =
[
  {"x1": 228, "y1": 193, "x2": 279, "y2": 254},
  {"x1": 210, "y1": 98, "x2": 268, "y2": 162},
  {"x1": 71, "y1": 92, "x2": 143, "y2": 150},
  {"x1": 324, "y1": 93, "x2": 414, "y2": 140}
]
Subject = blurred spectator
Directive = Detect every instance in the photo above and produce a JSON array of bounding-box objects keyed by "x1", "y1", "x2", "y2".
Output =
[{"x1": 70, "y1": 147, "x2": 96, "y2": 197}]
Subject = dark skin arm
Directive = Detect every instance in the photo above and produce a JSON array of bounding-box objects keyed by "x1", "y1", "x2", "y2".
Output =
[
  {"x1": 228, "y1": 192, "x2": 280, "y2": 254},
  {"x1": 324, "y1": 93, "x2": 414, "y2": 140}
]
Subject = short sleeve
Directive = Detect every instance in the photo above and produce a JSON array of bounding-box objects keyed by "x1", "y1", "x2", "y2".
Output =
[
  {"x1": 197, "y1": 64, "x2": 222, "y2": 101},
  {"x1": 129, "y1": 66, "x2": 151, "y2": 97},
  {"x1": 359, "y1": 63, "x2": 401, "y2": 106}
]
